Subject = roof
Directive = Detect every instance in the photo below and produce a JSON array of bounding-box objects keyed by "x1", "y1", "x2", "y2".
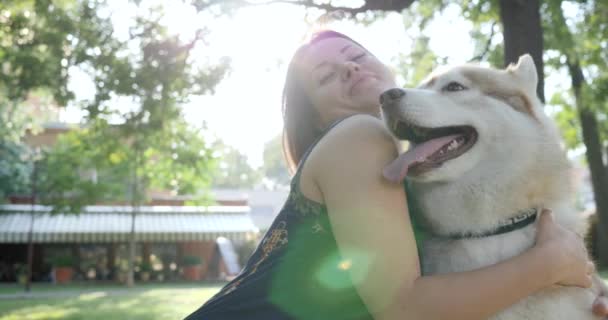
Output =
[
  {"x1": 211, "y1": 189, "x2": 289, "y2": 229},
  {"x1": 0, "y1": 204, "x2": 259, "y2": 243}
]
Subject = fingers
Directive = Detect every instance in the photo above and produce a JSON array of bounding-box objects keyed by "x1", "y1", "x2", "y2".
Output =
[{"x1": 592, "y1": 296, "x2": 608, "y2": 316}]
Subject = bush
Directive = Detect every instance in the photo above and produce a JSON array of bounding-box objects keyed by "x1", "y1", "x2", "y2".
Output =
[
  {"x1": 182, "y1": 255, "x2": 202, "y2": 266},
  {"x1": 51, "y1": 254, "x2": 75, "y2": 268},
  {"x1": 139, "y1": 261, "x2": 153, "y2": 273},
  {"x1": 13, "y1": 263, "x2": 27, "y2": 276}
]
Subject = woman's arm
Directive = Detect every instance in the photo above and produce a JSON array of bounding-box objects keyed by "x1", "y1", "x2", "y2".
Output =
[{"x1": 307, "y1": 114, "x2": 593, "y2": 320}]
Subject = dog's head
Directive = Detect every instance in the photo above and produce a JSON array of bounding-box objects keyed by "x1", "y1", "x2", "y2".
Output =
[{"x1": 380, "y1": 54, "x2": 560, "y2": 184}]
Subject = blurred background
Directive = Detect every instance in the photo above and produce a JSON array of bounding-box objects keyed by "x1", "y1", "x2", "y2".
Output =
[{"x1": 0, "y1": 0, "x2": 607, "y2": 319}]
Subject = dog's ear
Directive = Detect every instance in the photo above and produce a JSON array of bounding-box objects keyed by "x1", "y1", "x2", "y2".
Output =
[{"x1": 507, "y1": 54, "x2": 538, "y2": 95}]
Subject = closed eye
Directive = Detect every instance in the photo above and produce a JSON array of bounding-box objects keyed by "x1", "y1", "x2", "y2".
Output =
[
  {"x1": 319, "y1": 53, "x2": 366, "y2": 86},
  {"x1": 442, "y1": 82, "x2": 468, "y2": 92},
  {"x1": 351, "y1": 53, "x2": 366, "y2": 61},
  {"x1": 320, "y1": 72, "x2": 335, "y2": 85}
]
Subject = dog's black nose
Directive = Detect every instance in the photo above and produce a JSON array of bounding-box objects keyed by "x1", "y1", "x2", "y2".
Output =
[{"x1": 380, "y1": 88, "x2": 406, "y2": 105}]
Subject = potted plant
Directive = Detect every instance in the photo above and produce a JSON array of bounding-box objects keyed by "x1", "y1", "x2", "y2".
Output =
[
  {"x1": 139, "y1": 261, "x2": 152, "y2": 282},
  {"x1": 51, "y1": 254, "x2": 74, "y2": 284},
  {"x1": 116, "y1": 262, "x2": 128, "y2": 284},
  {"x1": 14, "y1": 264, "x2": 28, "y2": 285},
  {"x1": 182, "y1": 255, "x2": 203, "y2": 281}
]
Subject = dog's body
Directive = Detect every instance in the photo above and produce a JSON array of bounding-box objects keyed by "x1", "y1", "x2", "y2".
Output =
[{"x1": 381, "y1": 55, "x2": 599, "y2": 319}]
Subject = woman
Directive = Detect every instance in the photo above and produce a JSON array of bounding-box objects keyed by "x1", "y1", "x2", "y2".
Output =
[{"x1": 185, "y1": 30, "x2": 608, "y2": 320}]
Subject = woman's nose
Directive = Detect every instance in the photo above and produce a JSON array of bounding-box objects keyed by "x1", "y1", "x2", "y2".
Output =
[{"x1": 341, "y1": 61, "x2": 360, "y2": 81}]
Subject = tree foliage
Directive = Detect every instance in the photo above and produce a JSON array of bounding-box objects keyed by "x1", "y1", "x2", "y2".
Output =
[
  {"x1": 40, "y1": 118, "x2": 216, "y2": 212},
  {"x1": 191, "y1": 0, "x2": 416, "y2": 16},
  {"x1": 0, "y1": 0, "x2": 113, "y2": 202},
  {"x1": 262, "y1": 135, "x2": 290, "y2": 188},
  {"x1": 0, "y1": 0, "x2": 229, "y2": 206},
  {"x1": 211, "y1": 141, "x2": 261, "y2": 189}
]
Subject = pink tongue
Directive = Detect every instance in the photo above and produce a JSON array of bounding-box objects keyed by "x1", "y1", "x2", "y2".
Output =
[{"x1": 383, "y1": 134, "x2": 462, "y2": 183}]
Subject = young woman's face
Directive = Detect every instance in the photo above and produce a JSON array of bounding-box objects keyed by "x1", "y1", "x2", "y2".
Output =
[{"x1": 297, "y1": 37, "x2": 396, "y2": 127}]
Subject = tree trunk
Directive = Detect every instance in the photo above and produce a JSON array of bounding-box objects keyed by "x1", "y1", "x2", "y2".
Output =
[
  {"x1": 107, "y1": 244, "x2": 116, "y2": 281},
  {"x1": 26, "y1": 210, "x2": 34, "y2": 292},
  {"x1": 498, "y1": 0, "x2": 545, "y2": 102},
  {"x1": 568, "y1": 61, "x2": 608, "y2": 267},
  {"x1": 126, "y1": 150, "x2": 139, "y2": 288},
  {"x1": 71, "y1": 244, "x2": 81, "y2": 277},
  {"x1": 142, "y1": 243, "x2": 151, "y2": 265},
  {"x1": 25, "y1": 159, "x2": 39, "y2": 292},
  {"x1": 127, "y1": 211, "x2": 136, "y2": 287}
]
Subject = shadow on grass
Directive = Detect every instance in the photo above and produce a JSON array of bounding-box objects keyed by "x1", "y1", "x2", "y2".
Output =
[{"x1": 0, "y1": 284, "x2": 223, "y2": 320}]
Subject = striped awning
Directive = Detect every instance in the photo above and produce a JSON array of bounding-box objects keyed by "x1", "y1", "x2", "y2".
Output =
[{"x1": 0, "y1": 204, "x2": 259, "y2": 243}]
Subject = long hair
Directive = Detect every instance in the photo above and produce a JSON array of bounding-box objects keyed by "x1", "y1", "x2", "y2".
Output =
[{"x1": 281, "y1": 30, "x2": 367, "y2": 173}]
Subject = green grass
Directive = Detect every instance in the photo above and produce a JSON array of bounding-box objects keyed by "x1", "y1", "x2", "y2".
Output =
[
  {"x1": 2, "y1": 274, "x2": 607, "y2": 320},
  {"x1": 0, "y1": 282, "x2": 225, "y2": 320}
]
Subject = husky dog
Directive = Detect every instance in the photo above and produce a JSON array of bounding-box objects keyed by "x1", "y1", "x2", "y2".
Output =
[{"x1": 380, "y1": 55, "x2": 600, "y2": 319}]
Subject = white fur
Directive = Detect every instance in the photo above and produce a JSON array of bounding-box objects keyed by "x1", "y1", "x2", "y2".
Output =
[{"x1": 384, "y1": 55, "x2": 598, "y2": 319}]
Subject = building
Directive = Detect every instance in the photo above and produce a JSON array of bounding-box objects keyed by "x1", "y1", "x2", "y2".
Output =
[
  {"x1": 2, "y1": 122, "x2": 289, "y2": 283},
  {"x1": 0, "y1": 204, "x2": 258, "y2": 283}
]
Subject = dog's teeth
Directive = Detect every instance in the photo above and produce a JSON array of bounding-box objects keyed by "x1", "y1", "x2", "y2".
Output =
[{"x1": 447, "y1": 140, "x2": 459, "y2": 151}]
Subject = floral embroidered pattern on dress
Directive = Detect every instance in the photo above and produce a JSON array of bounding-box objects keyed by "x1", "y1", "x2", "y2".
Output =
[{"x1": 220, "y1": 221, "x2": 289, "y2": 296}]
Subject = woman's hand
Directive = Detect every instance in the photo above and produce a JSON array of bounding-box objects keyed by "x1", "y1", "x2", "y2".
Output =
[
  {"x1": 535, "y1": 209, "x2": 608, "y2": 318},
  {"x1": 534, "y1": 209, "x2": 593, "y2": 288},
  {"x1": 593, "y1": 293, "x2": 608, "y2": 318},
  {"x1": 592, "y1": 274, "x2": 608, "y2": 318}
]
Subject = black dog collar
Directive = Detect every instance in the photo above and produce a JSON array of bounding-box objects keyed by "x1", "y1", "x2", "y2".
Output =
[{"x1": 447, "y1": 208, "x2": 538, "y2": 240}]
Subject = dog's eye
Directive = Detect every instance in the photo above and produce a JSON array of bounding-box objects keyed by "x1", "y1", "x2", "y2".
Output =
[{"x1": 442, "y1": 82, "x2": 468, "y2": 92}]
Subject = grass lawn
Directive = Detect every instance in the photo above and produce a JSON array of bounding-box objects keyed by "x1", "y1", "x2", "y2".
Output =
[
  {"x1": 2, "y1": 275, "x2": 607, "y2": 320},
  {"x1": 0, "y1": 282, "x2": 225, "y2": 320}
]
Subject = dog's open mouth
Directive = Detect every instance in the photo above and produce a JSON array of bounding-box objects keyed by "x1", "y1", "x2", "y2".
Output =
[{"x1": 384, "y1": 120, "x2": 478, "y2": 182}]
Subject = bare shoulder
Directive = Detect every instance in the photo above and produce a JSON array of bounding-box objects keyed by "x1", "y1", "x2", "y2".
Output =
[
  {"x1": 298, "y1": 115, "x2": 399, "y2": 203},
  {"x1": 307, "y1": 114, "x2": 399, "y2": 172}
]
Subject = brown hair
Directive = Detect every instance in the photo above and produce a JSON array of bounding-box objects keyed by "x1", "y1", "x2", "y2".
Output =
[{"x1": 281, "y1": 30, "x2": 367, "y2": 173}]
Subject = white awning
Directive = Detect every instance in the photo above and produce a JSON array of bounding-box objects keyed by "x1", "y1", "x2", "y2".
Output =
[{"x1": 0, "y1": 204, "x2": 259, "y2": 243}]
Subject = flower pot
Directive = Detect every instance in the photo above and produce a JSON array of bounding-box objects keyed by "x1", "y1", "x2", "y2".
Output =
[
  {"x1": 54, "y1": 267, "x2": 73, "y2": 284},
  {"x1": 17, "y1": 274, "x2": 28, "y2": 285},
  {"x1": 140, "y1": 271, "x2": 150, "y2": 282},
  {"x1": 183, "y1": 265, "x2": 201, "y2": 281},
  {"x1": 116, "y1": 272, "x2": 127, "y2": 284}
]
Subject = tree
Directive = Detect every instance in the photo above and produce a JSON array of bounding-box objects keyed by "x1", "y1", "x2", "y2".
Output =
[
  {"x1": 211, "y1": 141, "x2": 261, "y2": 189},
  {"x1": 192, "y1": 0, "x2": 417, "y2": 15},
  {"x1": 0, "y1": 0, "x2": 118, "y2": 290},
  {"x1": 541, "y1": 0, "x2": 608, "y2": 266},
  {"x1": 261, "y1": 135, "x2": 290, "y2": 189},
  {"x1": 498, "y1": 0, "x2": 544, "y2": 101},
  {"x1": 0, "y1": 0, "x2": 116, "y2": 201},
  {"x1": 41, "y1": 2, "x2": 228, "y2": 286},
  {"x1": 2, "y1": 0, "x2": 229, "y2": 286},
  {"x1": 0, "y1": 99, "x2": 33, "y2": 202}
]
